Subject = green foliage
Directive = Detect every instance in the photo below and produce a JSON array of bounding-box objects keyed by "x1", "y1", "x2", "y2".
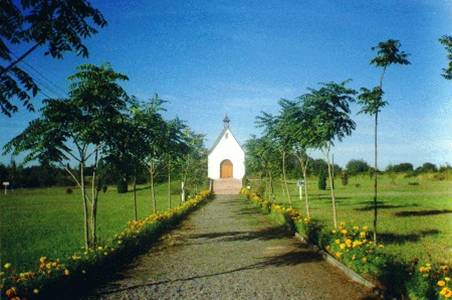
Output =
[
  {"x1": 386, "y1": 163, "x2": 414, "y2": 173},
  {"x1": 346, "y1": 159, "x2": 370, "y2": 175},
  {"x1": 318, "y1": 168, "x2": 327, "y2": 190},
  {"x1": 0, "y1": 0, "x2": 107, "y2": 116},
  {"x1": 303, "y1": 80, "x2": 357, "y2": 147},
  {"x1": 117, "y1": 177, "x2": 128, "y2": 193},
  {"x1": 439, "y1": 35, "x2": 452, "y2": 80},
  {"x1": 357, "y1": 86, "x2": 385, "y2": 116},
  {"x1": 370, "y1": 39, "x2": 411, "y2": 68},
  {"x1": 415, "y1": 162, "x2": 438, "y2": 173}
]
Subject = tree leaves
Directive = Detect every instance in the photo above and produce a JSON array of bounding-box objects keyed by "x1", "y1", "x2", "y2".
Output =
[
  {"x1": 1, "y1": 0, "x2": 107, "y2": 116},
  {"x1": 439, "y1": 35, "x2": 452, "y2": 80},
  {"x1": 370, "y1": 39, "x2": 410, "y2": 68},
  {"x1": 357, "y1": 86, "x2": 386, "y2": 115}
]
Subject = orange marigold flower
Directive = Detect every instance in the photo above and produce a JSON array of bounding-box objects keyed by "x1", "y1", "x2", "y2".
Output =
[
  {"x1": 438, "y1": 280, "x2": 446, "y2": 287},
  {"x1": 6, "y1": 287, "x2": 17, "y2": 297}
]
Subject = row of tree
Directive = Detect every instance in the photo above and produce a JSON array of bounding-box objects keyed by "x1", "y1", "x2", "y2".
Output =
[
  {"x1": 246, "y1": 39, "x2": 412, "y2": 242},
  {"x1": 3, "y1": 63, "x2": 207, "y2": 250}
]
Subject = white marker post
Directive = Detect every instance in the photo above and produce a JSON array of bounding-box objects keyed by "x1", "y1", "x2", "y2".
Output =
[
  {"x1": 297, "y1": 179, "x2": 304, "y2": 203},
  {"x1": 3, "y1": 182, "x2": 10, "y2": 196},
  {"x1": 181, "y1": 181, "x2": 185, "y2": 203}
]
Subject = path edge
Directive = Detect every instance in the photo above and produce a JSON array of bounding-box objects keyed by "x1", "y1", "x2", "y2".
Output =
[{"x1": 294, "y1": 232, "x2": 377, "y2": 289}]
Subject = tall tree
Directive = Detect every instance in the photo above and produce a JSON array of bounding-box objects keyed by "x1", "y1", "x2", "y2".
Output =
[
  {"x1": 359, "y1": 39, "x2": 410, "y2": 242},
  {"x1": 3, "y1": 63, "x2": 129, "y2": 249},
  {"x1": 439, "y1": 35, "x2": 452, "y2": 80},
  {"x1": 305, "y1": 81, "x2": 356, "y2": 229},
  {"x1": 132, "y1": 94, "x2": 168, "y2": 213},
  {"x1": 256, "y1": 109, "x2": 293, "y2": 205},
  {"x1": 162, "y1": 117, "x2": 188, "y2": 208},
  {"x1": 1, "y1": 0, "x2": 107, "y2": 116},
  {"x1": 179, "y1": 129, "x2": 207, "y2": 197},
  {"x1": 245, "y1": 135, "x2": 280, "y2": 201},
  {"x1": 284, "y1": 95, "x2": 317, "y2": 217}
]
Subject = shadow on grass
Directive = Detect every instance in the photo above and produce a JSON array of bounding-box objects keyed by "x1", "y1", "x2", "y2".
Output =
[
  {"x1": 354, "y1": 202, "x2": 419, "y2": 211},
  {"x1": 95, "y1": 248, "x2": 322, "y2": 296},
  {"x1": 313, "y1": 194, "x2": 351, "y2": 201},
  {"x1": 379, "y1": 229, "x2": 440, "y2": 245},
  {"x1": 393, "y1": 209, "x2": 452, "y2": 217}
]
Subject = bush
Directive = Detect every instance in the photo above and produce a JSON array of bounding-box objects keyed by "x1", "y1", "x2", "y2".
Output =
[
  {"x1": 408, "y1": 182, "x2": 419, "y2": 186},
  {"x1": 65, "y1": 188, "x2": 73, "y2": 194},
  {"x1": 341, "y1": 171, "x2": 348, "y2": 186},
  {"x1": 346, "y1": 159, "x2": 370, "y2": 175},
  {"x1": 386, "y1": 163, "x2": 414, "y2": 173},
  {"x1": 318, "y1": 169, "x2": 327, "y2": 190},
  {"x1": 102, "y1": 185, "x2": 108, "y2": 193},
  {"x1": 355, "y1": 183, "x2": 361, "y2": 188},
  {"x1": 117, "y1": 178, "x2": 128, "y2": 194}
]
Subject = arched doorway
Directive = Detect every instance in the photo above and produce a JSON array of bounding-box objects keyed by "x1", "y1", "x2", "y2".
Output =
[{"x1": 220, "y1": 159, "x2": 233, "y2": 178}]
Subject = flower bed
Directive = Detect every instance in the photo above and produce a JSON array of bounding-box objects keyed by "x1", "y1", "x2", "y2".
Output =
[
  {"x1": 1, "y1": 190, "x2": 212, "y2": 300},
  {"x1": 241, "y1": 188, "x2": 451, "y2": 299}
]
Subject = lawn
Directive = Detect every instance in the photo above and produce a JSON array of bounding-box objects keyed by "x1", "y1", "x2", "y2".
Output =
[
  {"x1": 251, "y1": 173, "x2": 452, "y2": 265},
  {"x1": 0, "y1": 181, "x2": 196, "y2": 272}
]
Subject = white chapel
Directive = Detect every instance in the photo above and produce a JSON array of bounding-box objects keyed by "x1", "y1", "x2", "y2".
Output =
[{"x1": 208, "y1": 116, "x2": 245, "y2": 194}]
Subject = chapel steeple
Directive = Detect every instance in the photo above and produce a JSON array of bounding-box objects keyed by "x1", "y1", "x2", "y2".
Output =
[
  {"x1": 223, "y1": 114, "x2": 231, "y2": 129},
  {"x1": 223, "y1": 114, "x2": 230, "y2": 129}
]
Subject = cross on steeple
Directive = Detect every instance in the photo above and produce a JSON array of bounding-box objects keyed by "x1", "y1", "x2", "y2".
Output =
[{"x1": 223, "y1": 114, "x2": 230, "y2": 129}]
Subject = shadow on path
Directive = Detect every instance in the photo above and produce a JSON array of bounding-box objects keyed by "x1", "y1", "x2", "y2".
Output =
[{"x1": 96, "y1": 248, "x2": 323, "y2": 296}]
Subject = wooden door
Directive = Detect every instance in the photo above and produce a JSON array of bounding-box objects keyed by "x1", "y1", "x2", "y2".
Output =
[{"x1": 220, "y1": 159, "x2": 233, "y2": 178}]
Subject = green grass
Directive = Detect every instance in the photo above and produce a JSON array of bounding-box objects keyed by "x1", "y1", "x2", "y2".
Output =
[
  {"x1": 0, "y1": 181, "x2": 195, "y2": 272},
  {"x1": 252, "y1": 173, "x2": 452, "y2": 265}
]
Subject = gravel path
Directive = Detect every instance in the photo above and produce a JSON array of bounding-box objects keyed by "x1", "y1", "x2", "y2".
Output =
[{"x1": 86, "y1": 195, "x2": 376, "y2": 300}]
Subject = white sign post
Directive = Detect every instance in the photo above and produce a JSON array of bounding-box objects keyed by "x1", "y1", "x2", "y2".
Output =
[
  {"x1": 181, "y1": 181, "x2": 185, "y2": 203},
  {"x1": 3, "y1": 182, "x2": 10, "y2": 195},
  {"x1": 297, "y1": 179, "x2": 304, "y2": 202}
]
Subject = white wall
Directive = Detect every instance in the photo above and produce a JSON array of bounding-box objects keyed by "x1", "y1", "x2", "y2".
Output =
[{"x1": 208, "y1": 129, "x2": 245, "y2": 180}]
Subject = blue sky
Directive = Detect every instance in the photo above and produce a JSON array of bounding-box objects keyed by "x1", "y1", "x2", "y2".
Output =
[{"x1": 1, "y1": 0, "x2": 451, "y2": 168}]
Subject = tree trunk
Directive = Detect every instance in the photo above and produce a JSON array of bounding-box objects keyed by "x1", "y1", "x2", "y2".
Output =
[
  {"x1": 168, "y1": 163, "x2": 171, "y2": 209},
  {"x1": 133, "y1": 176, "x2": 138, "y2": 221},
  {"x1": 80, "y1": 161, "x2": 90, "y2": 249},
  {"x1": 326, "y1": 146, "x2": 338, "y2": 229},
  {"x1": 372, "y1": 67, "x2": 385, "y2": 243},
  {"x1": 282, "y1": 151, "x2": 291, "y2": 206},
  {"x1": 90, "y1": 148, "x2": 99, "y2": 247},
  {"x1": 373, "y1": 112, "x2": 378, "y2": 242},
  {"x1": 300, "y1": 157, "x2": 310, "y2": 218},
  {"x1": 150, "y1": 165, "x2": 156, "y2": 213},
  {"x1": 269, "y1": 171, "x2": 274, "y2": 201}
]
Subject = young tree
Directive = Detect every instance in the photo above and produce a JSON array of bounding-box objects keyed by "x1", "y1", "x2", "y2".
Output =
[
  {"x1": 162, "y1": 118, "x2": 188, "y2": 208},
  {"x1": 439, "y1": 35, "x2": 452, "y2": 80},
  {"x1": 256, "y1": 109, "x2": 293, "y2": 205},
  {"x1": 305, "y1": 81, "x2": 356, "y2": 229},
  {"x1": 132, "y1": 94, "x2": 168, "y2": 213},
  {"x1": 178, "y1": 129, "x2": 207, "y2": 198},
  {"x1": 358, "y1": 39, "x2": 410, "y2": 242},
  {"x1": 245, "y1": 135, "x2": 280, "y2": 201},
  {"x1": 1, "y1": 0, "x2": 107, "y2": 116},
  {"x1": 4, "y1": 63, "x2": 129, "y2": 248},
  {"x1": 285, "y1": 95, "x2": 318, "y2": 217}
]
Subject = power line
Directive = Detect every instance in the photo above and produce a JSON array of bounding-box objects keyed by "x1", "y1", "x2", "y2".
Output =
[
  {"x1": 17, "y1": 60, "x2": 68, "y2": 96},
  {"x1": 9, "y1": 52, "x2": 68, "y2": 98}
]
